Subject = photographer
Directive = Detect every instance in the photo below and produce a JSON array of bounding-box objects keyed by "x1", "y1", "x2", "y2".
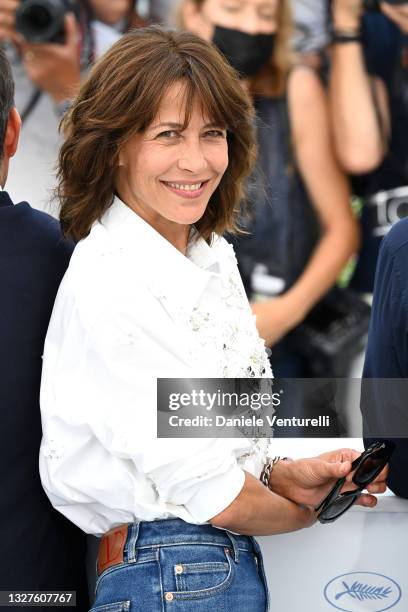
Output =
[
  {"x1": 330, "y1": 0, "x2": 408, "y2": 291},
  {"x1": 0, "y1": 0, "x2": 142, "y2": 211},
  {"x1": 0, "y1": 1, "x2": 88, "y2": 210}
]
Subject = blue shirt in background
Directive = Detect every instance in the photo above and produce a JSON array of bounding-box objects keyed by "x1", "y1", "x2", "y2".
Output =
[{"x1": 362, "y1": 217, "x2": 408, "y2": 498}]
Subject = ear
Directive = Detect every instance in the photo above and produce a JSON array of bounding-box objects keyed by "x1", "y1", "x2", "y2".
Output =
[
  {"x1": 4, "y1": 107, "x2": 21, "y2": 159},
  {"x1": 182, "y1": 0, "x2": 213, "y2": 41}
]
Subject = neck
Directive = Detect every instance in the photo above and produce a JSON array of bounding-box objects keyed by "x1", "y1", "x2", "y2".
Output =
[
  {"x1": 116, "y1": 190, "x2": 190, "y2": 255},
  {"x1": 150, "y1": 217, "x2": 190, "y2": 255}
]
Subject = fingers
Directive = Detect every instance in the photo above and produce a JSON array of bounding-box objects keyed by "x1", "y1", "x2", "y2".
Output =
[
  {"x1": 375, "y1": 463, "x2": 389, "y2": 483},
  {"x1": 0, "y1": 0, "x2": 19, "y2": 40},
  {"x1": 381, "y1": 3, "x2": 408, "y2": 33},
  {"x1": 315, "y1": 459, "x2": 352, "y2": 481},
  {"x1": 0, "y1": 2, "x2": 17, "y2": 26},
  {"x1": 382, "y1": 1, "x2": 408, "y2": 17},
  {"x1": 64, "y1": 12, "x2": 80, "y2": 49},
  {"x1": 366, "y1": 481, "x2": 387, "y2": 494},
  {"x1": 0, "y1": 0, "x2": 20, "y2": 16},
  {"x1": 338, "y1": 448, "x2": 362, "y2": 464},
  {"x1": 317, "y1": 448, "x2": 361, "y2": 465},
  {"x1": 355, "y1": 493, "x2": 377, "y2": 508},
  {"x1": 19, "y1": 41, "x2": 43, "y2": 63}
]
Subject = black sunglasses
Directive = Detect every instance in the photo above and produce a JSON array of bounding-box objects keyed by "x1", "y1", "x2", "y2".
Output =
[{"x1": 315, "y1": 441, "x2": 395, "y2": 524}]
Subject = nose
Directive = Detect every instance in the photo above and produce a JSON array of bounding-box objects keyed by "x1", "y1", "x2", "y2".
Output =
[
  {"x1": 242, "y1": 10, "x2": 262, "y2": 35},
  {"x1": 177, "y1": 137, "x2": 209, "y2": 174}
]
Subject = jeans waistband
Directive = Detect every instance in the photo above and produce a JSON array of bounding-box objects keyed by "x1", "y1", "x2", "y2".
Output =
[{"x1": 125, "y1": 518, "x2": 255, "y2": 564}]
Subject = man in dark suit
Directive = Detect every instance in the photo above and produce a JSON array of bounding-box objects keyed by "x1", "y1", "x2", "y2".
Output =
[
  {"x1": 362, "y1": 218, "x2": 408, "y2": 499},
  {"x1": 0, "y1": 48, "x2": 88, "y2": 610}
]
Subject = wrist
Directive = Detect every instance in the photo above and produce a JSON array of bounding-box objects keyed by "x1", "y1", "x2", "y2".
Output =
[
  {"x1": 267, "y1": 457, "x2": 294, "y2": 497},
  {"x1": 49, "y1": 71, "x2": 80, "y2": 104},
  {"x1": 279, "y1": 291, "x2": 307, "y2": 328},
  {"x1": 50, "y1": 83, "x2": 78, "y2": 104},
  {"x1": 332, "y1": 29, "x2": 362, "y2": 45},
  {"x1": 332, "y1": 9, "x2": 362, "y2": 31},
  {"x1": 295, "y1": 503, "x2": 316, "y2": 529},
  {"x1": 277, "y1": 490, "x2": 315, "y2": 530},
  {"x1": 332, "y1": 19, "x2": 361, "y2": 32}
]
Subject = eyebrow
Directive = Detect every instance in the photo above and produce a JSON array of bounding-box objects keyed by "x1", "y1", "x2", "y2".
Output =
[{"x1": 150, "y1": 122, "x2": 226, "y2": 130}]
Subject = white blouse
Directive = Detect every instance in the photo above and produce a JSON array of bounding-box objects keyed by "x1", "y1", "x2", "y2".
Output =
[{"x1": 39, "y1": 196, "x2": 273, "y2": 536}]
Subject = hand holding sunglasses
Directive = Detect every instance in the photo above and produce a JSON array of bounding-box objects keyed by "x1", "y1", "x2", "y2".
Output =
[{"x1": 315, "y1": 441, "x2": 395, "y2": 524}]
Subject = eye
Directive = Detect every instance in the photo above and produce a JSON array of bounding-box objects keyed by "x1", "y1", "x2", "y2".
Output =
[
  {"x1": 156, "y1": 130, "x2": 180, "y2": 139},
  {"x1": 222, "y1": 4, "x2": 242, "y2": 13},
  {"x1": 258, "y1": 11, "x2": 276, "y2": 21},
  {"x1": 203, "y1": 130, "x2": 227, "y2": 138},
  {"x1": 258, "y1": 5, "x2": 277, "y2": 20}
]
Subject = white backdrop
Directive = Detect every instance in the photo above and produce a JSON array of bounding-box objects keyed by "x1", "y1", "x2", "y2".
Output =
[{"x1": 258, "y1": 439, "x2": 407, "y2": 612}]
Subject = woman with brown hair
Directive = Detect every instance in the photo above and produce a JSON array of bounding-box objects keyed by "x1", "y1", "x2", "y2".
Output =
[
  {"x1": 39, "y1": 26, "x2": 386, "y2": 611},
  {"x1": 178, "y1": 0, "x2": 360, "y2": 376}
]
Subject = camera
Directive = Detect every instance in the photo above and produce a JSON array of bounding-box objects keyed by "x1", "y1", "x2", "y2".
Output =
[
  {"x1": 364, "y1": 0, "x2": 407, "y2": 11},
  {"x1": 15, "y1": 0, "x2": 79, "y2": 44},
  {"x1": 366, "y1": 186, "x2": 408, "y2": 236}
]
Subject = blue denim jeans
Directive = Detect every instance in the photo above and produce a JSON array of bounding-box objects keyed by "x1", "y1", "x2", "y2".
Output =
[{"x1": 91, "y1": 518, "x2": 269, "y2": 611}]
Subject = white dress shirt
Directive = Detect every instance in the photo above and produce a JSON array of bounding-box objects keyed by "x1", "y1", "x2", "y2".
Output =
[{"x1": 39, "y1": 196, "x2": 273, "y2": 536}]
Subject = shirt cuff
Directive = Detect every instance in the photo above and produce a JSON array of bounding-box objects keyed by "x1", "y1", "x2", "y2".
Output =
[{"x1": 184, "y1": 466, "x2": 245, "y2": 524}]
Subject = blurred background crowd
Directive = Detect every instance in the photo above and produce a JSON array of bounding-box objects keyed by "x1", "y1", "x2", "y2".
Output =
[{"x1": 1, "y1": 0, "x2": 408, "y2": 386}]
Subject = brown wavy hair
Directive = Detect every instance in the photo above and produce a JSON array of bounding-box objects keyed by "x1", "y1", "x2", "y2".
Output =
[{"x1": 57, "y1": 25, "x2": 257, "y2": 241}]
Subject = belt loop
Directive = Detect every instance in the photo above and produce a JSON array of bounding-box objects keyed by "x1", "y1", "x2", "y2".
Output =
[
  {"x1": 126, "y1": 521, "x2": 141, "y2": 563},
  {"x1": 225, "y1": 531, "x2": 239, "y2": 563}
]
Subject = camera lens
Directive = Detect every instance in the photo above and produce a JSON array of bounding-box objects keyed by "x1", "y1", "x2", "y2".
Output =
[
  {"x1": 396, "y1": 201, "x2": 408, "y2": 219},
  {"x1": 21, "y1": 5, "x2": 52, "y2": 32},
  {"x1": 15, "y1": 0, "x2": 67, "y2": 44},
  {"x1": 387, "y1": 198, "x2": 408, "y2": 224}
]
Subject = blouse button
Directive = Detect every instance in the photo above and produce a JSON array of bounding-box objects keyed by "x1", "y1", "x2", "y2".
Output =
[
  {"x1": 175, "y1": 564, "x2": 183, "y2": 574},
  {"x1": 165, "y1": 592, "x2": 174, "y2": 602}
]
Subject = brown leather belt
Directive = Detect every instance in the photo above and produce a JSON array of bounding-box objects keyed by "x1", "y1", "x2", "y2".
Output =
[{"x1": 97, "y1": 524, "x2": 129, "y2": 577}]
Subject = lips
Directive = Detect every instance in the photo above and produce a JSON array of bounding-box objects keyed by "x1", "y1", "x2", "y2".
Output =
[
  {"x1": 161, "y1": 180, "x2": 210, "y2": 199},
  {"x1": 165, "y1": 181, "x2": 203, "y2": 191}
]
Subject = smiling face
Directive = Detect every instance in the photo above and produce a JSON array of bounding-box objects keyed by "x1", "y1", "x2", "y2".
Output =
[
  {"x1": 115, "y1": 81, "x2": 229, "y2": 250},
  {"x1": 183, "y1": 0, "x2": 280, "y2": 41}
]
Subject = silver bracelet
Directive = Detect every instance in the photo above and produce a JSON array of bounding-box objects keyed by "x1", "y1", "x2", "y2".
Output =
[{"x1": 260, "y1": 456, "x2": 283, "y2": 490}]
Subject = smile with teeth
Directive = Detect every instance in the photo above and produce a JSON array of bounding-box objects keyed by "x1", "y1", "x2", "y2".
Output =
[{"x1": 164, "y1": 181, "x2": 205, "y2": 191}]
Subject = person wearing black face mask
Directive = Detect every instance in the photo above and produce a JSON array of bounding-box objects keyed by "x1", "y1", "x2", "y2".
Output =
[
  {"x1": 211, "y1": 26, "x2": 276, "y2": 77},
  {"x1": 180, "y1": 0, "x2": 359, "y2": 391}
]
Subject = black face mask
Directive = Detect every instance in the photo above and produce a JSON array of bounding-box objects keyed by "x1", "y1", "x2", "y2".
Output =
[{"x1": 212, "y1": 25, "x2": 276, "y2": 78}]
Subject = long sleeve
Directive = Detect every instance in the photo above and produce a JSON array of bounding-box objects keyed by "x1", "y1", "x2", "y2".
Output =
[
  {"x1": 40, "y1": 268, "x2": 249, "y2": 535},
  {"x1": 40, "y1": 200, "x2": 273, "y2": 534}
]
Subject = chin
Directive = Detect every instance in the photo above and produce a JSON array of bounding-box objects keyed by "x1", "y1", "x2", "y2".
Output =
[{"x1": 173, "y1": 205, "x2": 208, "y2": 226}]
